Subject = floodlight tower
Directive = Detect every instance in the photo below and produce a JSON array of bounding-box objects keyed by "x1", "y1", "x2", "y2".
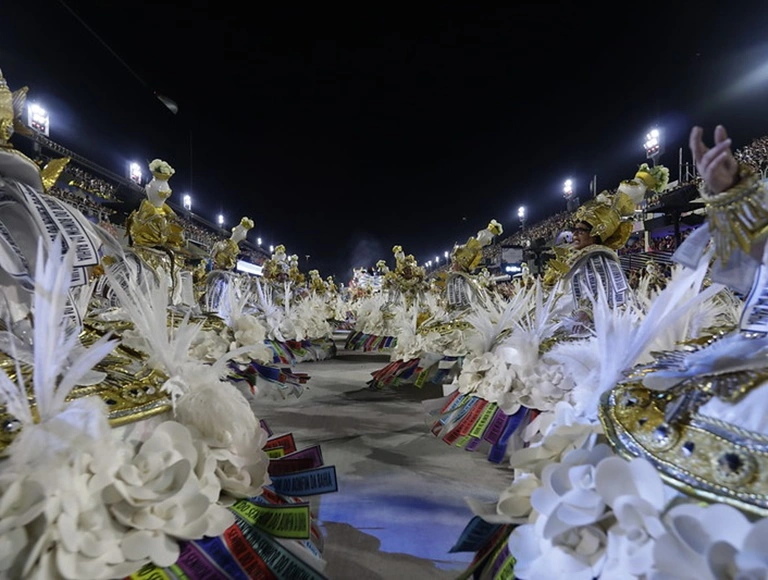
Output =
[
  {"x1": 518, "y1": 206, "x2": 526, "y2": 231},
  {"x1": 644, "y1": 127, "x2": 664, "y2": 166},
  {"x1": 563, "y1": 178, "x2": 579, "y2": 211}
]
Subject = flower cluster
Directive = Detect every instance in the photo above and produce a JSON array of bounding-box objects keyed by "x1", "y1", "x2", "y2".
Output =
[
  {"x1": 148, "y1": 158, "x2": 175, "y2": 177},
  {"x1": 239, "y1": 216, "x2": 255, "y2": 230},
  {"x1": 456, "y1": 351, "x2": 523, "y2": 411},
  {"x1": 488, "y1": 219, "x2": 504, "y2": 236},
  {"x1": 497, "y1": 434, "x2": 768, "y2": 580}
]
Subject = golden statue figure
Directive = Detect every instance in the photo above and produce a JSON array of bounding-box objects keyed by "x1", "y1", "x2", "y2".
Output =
[
  {"x1": 126, "y1": 159, "x2": 185, "y2": 250},
  {"x1": 211, "y1": 217, "x2": 254, "y2": 271}
]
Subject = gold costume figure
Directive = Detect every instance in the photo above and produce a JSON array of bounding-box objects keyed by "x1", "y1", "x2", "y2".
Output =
[
  {"x1": 127, "y1": 198, "x2": 185, "y2": 249},
  {"x1": 211, "y1": 238, "x2": 240, "y2": 271}
]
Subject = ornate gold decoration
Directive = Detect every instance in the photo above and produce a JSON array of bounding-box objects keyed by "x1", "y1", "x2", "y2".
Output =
[
  {"x1": 703, "y1": 164, "x2": 768, "y2": 265},
  {"x1": 211, "y1": 238, "x2": 240, "y2": 271},
  {"x1": 0, "y1": 68, "x2": 15, "y2": 146},
  {"x1": 127, "y1": 199, "x2": 185, "y2": 249},
  {"x1": 573, "y1": 191, "x2": 636, "y2": 250},
  {"x1": 40, "y1": 157, "x2": 71, "y2": 192},
  {"x1": 600, "y1": 378, "x2": 768, "y2": 517},
  {"x1": 0, "y1": 323, "x2": 173, "y2": 455},
  {"x1": 417, "y1": 319, "x2": 473, "y2": 337}
]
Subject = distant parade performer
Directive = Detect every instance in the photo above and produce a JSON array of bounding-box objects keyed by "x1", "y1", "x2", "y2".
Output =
[
  {"x1": 123, "y1": 158, "x2": 200, "y2": 305},
  {"x1": 126, "y1": 158, "x2": 185, "y2": 250},
  {"x1": 544, "y1": 164, "x2": 669, "y2": 330},
  {"x1": 211, "y1": 216, "x2": 254, "y2": 271}
]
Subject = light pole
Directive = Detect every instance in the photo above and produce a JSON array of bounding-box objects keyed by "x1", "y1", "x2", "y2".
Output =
[
  {"x1": 644, "y1": 127, "x2": 663, "y2": 166},
  {"x1": 563, "y1": 178, "x2": 578, "y2": 211},
  {"x1": 27, "y1": 102, "x2": 49, "y2": 157},
  {"x1": 27, "y1": 102, "x2": 50, "y2": 136},
  {"x1": 182, "y1": 194, "x2": 192, "y2": 212},
  {"x1": 217, "y1": 214, "x2": 224, "y2": 231},
  {"x1": 563, "y1": 179, "x2": 573, "y2": 200},
  {"x1": 518, "y1": 206, "x2": 526, "y2": 231},
  {"x1": 257, "y1": 237, "x2": 262, "y2": 246},
  {"x1": 129, "y1": 162, "x2": 143, "y2": 185}
]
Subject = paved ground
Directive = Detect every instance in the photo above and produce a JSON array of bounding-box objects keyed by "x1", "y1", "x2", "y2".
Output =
[{"x1": 253, "y1": 338, "x2": 514, "y2": 580}]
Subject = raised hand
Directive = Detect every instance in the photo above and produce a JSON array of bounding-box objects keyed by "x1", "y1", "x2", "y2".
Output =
[{"x1": 689, "y1": 124, "x2": 739, "y2": 194}]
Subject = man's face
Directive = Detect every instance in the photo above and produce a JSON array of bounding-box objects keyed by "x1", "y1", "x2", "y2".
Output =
[{"x1": 572, "y1": 223, "x2": 597, "y2": 249}]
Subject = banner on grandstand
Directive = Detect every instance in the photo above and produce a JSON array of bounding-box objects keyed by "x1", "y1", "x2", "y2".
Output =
[{"x1": 500, "y1": 246, "x2": 523, "y2": 265}]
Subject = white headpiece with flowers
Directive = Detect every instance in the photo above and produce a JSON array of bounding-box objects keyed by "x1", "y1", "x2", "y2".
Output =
[{"x1": 148, "y1": 159, "x2": 175, "y2": 179}]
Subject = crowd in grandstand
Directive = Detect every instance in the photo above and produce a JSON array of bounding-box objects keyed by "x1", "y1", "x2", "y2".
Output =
[
  {"x1": 48, "y1": 185, "x2": 116, "y2": 223},
  {"x1": 31, "y1": 121, "x2": 768, "y2": 288},
  {"x1": 65, "y1": 164, "x2": 119, "y2": 200},
  {"x1": 37, "y1": 151, "x2": 274, "y2": 269}
]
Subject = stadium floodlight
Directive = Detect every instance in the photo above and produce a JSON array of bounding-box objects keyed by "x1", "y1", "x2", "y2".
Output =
[
  {"x1": 435, "y1": 255, "x2": 439, "y2": 264},
  {"x1": 269, "y1": 245, "x2": 274, "y2": 253},
  {"x1": 257, "y1": 237, "x2": 262, "y2": 246},
  {"x1": 518, "y1": 206, "x2": 526, "y2": 230},
  {"x1": 563, "y1": 179, "x2": 573, "y2": 199},
  {"x1": 217, "y1": 214, "x2": 224, "y2": 227},
  {"x1": 444, "y1": 250, "x2": 449, "y2": 259},
  {"x1": 129, "y1": 162, "x2": 143, "y2": 185},
  {"x1": 644, "y1": 127, "x2": 663, "y2": 165},
  {"x1": 182, "y1": 194, "x2": 192, "y2": 211},
  {"x1": 27, "y1": 102, "x2": 49, "y2": 136}
]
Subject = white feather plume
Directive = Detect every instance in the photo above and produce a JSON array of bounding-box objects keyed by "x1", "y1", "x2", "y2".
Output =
[
  {"x1": 551, "y1": 257, "x2": 718, "y2": 419},
  {"x1": 105, "y1": 261, "x2": 202, "y2": 377},
  {"x1": 463, "y1": 281, "x2": 533, "y2": 356},
  {"x1": 0, "y1": 238, "x2": 117, "y2": 467}
]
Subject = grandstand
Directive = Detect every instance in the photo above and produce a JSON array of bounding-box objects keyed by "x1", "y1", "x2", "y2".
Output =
[
  {"x1": 14, "y1": 129, "x2": 270, "y2": 268},
  {"x1": 483, "y1": 176, "x2": 710, "y2": 283},
  {"x1": 12, "y1": 100, "x2": 768, "y2": 285}
]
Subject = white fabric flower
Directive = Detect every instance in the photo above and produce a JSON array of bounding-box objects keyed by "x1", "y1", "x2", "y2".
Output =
[
  {"x1": 653, "y1": 502, "x2": 754, "y2": 580},
  {"x1": 594, "y1": 456, "x2": 669, "y2": 578},
  {"x1": 531, "y1": 444, "x2": 614, "y2": 539},
  {"x1": 50, "y1": 456, "x2": 144, "y2": 580},
  {"x1": 191, "y1": 437, "x2": 223, "y2": 504},
  {"x1": 457, "y1": 352, "x2": 516, "y2": 408},
  {"x1": 210, "y1": 442, "x2": 271, "y2": 499},
  {"x1": 509, "y1": 515, "x2": 607, "y2": 580},
  {"x1": 188, "y1": 329, "x2": 231, "y2": 364},
  {"x1": 509, "y1": 420, "x2": 600, "y2": 478},
  {"x1": 718, "y1": 518, "x2": 768, "y2": 578},
  {"x1": 522, "y1": 361, "x2": 574, "y2": 411},
  {"x1": 232, "y1": 313, "x2": 272, "y2": 363},
  {"x1": 496, "y1": 472, "x2": 540, "y2": 523},
  {"x1": 0, "y1": 473, "x2": 46, "y2": 574},
  {"x1": 104, "y1": 422, "x2": 234, "y2": 567}
]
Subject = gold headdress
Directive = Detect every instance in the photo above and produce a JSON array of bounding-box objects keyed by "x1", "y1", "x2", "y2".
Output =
[{"x1": 572, "y1": 191, "x2": 636, "y2": 250}]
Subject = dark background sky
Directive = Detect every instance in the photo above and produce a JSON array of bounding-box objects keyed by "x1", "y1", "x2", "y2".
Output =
[{"x1": 3, "y1": 2, "x2": 768, "y2": 281}]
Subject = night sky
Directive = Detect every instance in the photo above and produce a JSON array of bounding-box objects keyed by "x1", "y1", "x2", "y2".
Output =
[{"x1": 3, "y1": 2, "x2": 768, "y2": 281}]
